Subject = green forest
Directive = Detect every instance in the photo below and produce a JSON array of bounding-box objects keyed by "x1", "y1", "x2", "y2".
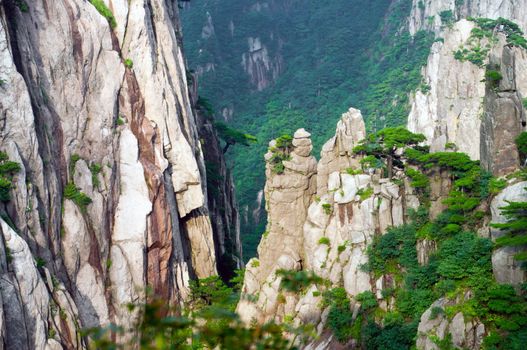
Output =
[{"x1": 181, "y1": 0, "x2": 436, "y2": 257}]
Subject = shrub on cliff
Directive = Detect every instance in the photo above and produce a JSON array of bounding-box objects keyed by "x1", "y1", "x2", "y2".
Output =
[
  {"x1": 269, "y1": 134, "x2": 293, "y2": 174},
  {"x1": 89, "y1": 0, "x2": 117, "y2": 29},
  {"x1": 492, "y1": 196, "x2": 527, "y2": 266},
  {"x1": 516, "y1": 131, "x2": 527, "y2": 160},
  {"x1": 353, "y1": 127, "x2": 425, "y2": 177},
  {"x1": 0, "y1": 152, "x2": 21, "y2": 202},
  {"x1": 214, "y1": 121, "x2": 257, "y2": 154}
]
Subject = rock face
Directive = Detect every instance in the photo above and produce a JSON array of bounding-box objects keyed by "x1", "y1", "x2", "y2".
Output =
[
  {"x1": 0, "y1": 1, "x2": 241, "y2": 348},
  {"x1": 408, "y1": 19, "x2": 527, "y2": 175},
  {"x1": 237, "y1": 110, "x2": 421, "y2": 328},
  {"x1": 241, "y1": 36, "x2": 283, "y2": 91},
  {"x1": 416, "y1": 298, "x2": 486, "y2": 350},
  {"x1": 409, "y1": 0, "x2": 527, "y2": 35},
  {"x1": 490, "y1": 181, "x2": 527, "y2": 286}
]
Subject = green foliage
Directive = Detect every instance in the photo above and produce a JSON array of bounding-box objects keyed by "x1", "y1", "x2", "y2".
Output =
[
  {"x1": 436, "y1": 232, "x2": 493, "y2": 280},
  {"x1": 431, "y1": 334, "x2": 455, "y2": 350},
  {"x1": 322, "y1": 288, "x2": 354, "y2": 343},
  {"x1": 321, "y1": 203, "x2": 332, "y2": 215},
  {"x1": 361, "y1": 319, "x2": 418, "y2": 350},
  {"x1": 356, "y1": 291, "x2": 378, "y2": 310},
  {"x1": 124, "y1": 59, "x2": 133, "y2": 69},
  {"x1": 90, "y1": 163, "x2": 102, "y2": 189},
  {"x1": 492, "y1": 197, "x2": 527, "y2": 265},
  {"x1": 189, "y1": 275, "x2": 236, "y2": 311},
  {"x1": 454, "y1": 17, "x2": 527, "y2": 67},
  {"x1": 455, "y1": 18, "x2": 527, "y2": 66},
  {"x1": 85, "y1": 297, "x2": 307, "y2": 349},
  {"x1": 445, "y1": 142, "x2": 457, "y2": 150},
  {"x1": 275, "y1": 134, "x2": 293, "y2": 149},
  {"x1": 515, "y1": 131, "x2": 527, "y2": 158},
  {"x1": 439, "y1": 10, "x2": 454, "y2": 25},
  {"x1": 69, "y1": 154, "x2": 81, "y2": 176},
  {"x1": 214, "y1": 121, "x2": 257, "y2": 153},
  {"x1": 357, "y1": 186, "x2": 374, "y2": 201},
  {"x1": 367, "y1": 224, "x2": 419, "y2": 277},
  {"x1": 345, "y1": 167, "x2": 362, "y2": 175},
  {"x1": 355, "y1": 127, "x2": 426, "y2": 153},
  {"x1": 523, "y1": 98, "x2": 527, "y2": 109},
  {"x1": 354, "y1": 127, "x2": 426, "y2": 176},
  {"x1": 489, "y1": 177, "x2": 507, "y2": 194},
  {"x1": 63, "y1": 183, "x2": 92, "y2": 210},
  {"x1": 0, "y1": 152, "x2": 21, "y2": 202},
  {"x1": 35, "y1": 257, "x2": 46, "y2": 268},
  {"x1": 429, "y1": 306, "x2": 444, "y2": 320},
  {"x1": 196, "y1": 97, "x2": 215, "y2": 119},
  {"x1": 269, "y1": 134, "x2": 293, "y2": 174},
  {"x1": 318, "y1": 237, "x2": 330, "y2": 245},
  {"x1": 485, "y1": 69, "x2": 503, "y2": 84},
  {"x1": 89, "y1": 0, "x2": 117, "y2": 29},
  {"x1": 276, "y1": 269, "x2": 324, "y2": 294},
  {"x1": 405, "y1": 168, "x2": 430, "y2": 189},
  {"x1": 472, "y1": 17, "x2": 527, "y2": 50},
  {"x1": 454, "y1": 43, "x2": 491, "y2": 67},
  {"x1": 116, "y1": 116, "x2": 125, "y2": 126},
  {"x1": 15, "y1": 0, "x2": 28, "y2": 12}
]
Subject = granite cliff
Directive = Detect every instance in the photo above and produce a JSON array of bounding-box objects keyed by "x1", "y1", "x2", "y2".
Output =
[{"x1": 0, "y1": 0, "x2": 241, "y2": 348}]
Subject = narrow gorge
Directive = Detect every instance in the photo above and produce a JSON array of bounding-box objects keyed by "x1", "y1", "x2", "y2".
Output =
[{"x1": 0, "y1": 0, "x2": 526, "y2": 349}]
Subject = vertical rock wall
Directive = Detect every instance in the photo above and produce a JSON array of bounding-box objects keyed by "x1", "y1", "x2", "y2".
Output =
[
  {"x1": 0, "y1": 0, "x2": 241, "y2": 348},
  {"x1": 409, "y1": 0, "x2": 527, "y2": 35},
  {"x1": 408, "y1": 20, "x2": 527, "y2": 175}
]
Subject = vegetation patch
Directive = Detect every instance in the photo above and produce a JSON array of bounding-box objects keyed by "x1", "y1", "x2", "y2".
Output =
[
  {"x1": 14, "y1": 0, "x2": 28, "y2": 12},
  {"x1": 123, "y1": 59, "x2": 133, "y2": 69},
  {"x1": 90, "y1": 163, "x2": 102, "y2": 189},
  {"x1": 454, "y1": 17, "x2": 527, "y2": 67},
  {"x1": 439, "y1": 10, "x2": 454, "y2": 26},
  {"x1": 0, "y1": 152, "x2": 21, "y2": 202},
  {"x1": 276, "y1": 269, "x2": 325, "y2": 294},
  {"x1": 492, "y1": 195, "x2": 527, "y2": 266},
  {"x1": 357, "y1": 186, "x2": 374, "y2": 201},
  {"x1": 63, "y1": 183, "x2": 92, "y2": 211},
  {"x1": 318, "y1": 237, "x2": 330, "y2": 246},
  {"x1": 89, "y1": 0, "x2": 117, "y2": 29},
  {"x1": 516, "y1": 131, "x2": 527, "y2": 160},
  {"x1": 269, "y1": 134, "x2": 293, "y2": 174},
  {"x1": 215, "y1": 121, "x2": 257, "y2": 154},
  {"x1": 322, "y1": 203, "x2": 333, "y2": 215}
]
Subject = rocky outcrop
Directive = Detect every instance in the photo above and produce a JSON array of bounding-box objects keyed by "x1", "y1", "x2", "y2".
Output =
[
  {"x1": 490, "y1": 181, "x2": 527, "y2": 286},
  {"x1": 194, "y1": 107, "x2": 244, "y2": 280},
  {"x1": 408, "y1": 20, "x2": 527, "y2": 175},
  {"x1": 409, "y1": 0, "x2": 527, "y2": 35},
  {"x1": 0, "y1": 0, "x2": 240, "y2": 348},
  {"x1": 480, "y1": 45, "x2": 527, "y2": 176},
  {"x1": 241, "y1": 36, "x2": 283, "y2": 91},
  {"x1": 237, "y1": 128, "x2": 317, "y2": 323},
  {"x1": 416, "y1": 297, "x2": 485, "y2": 350},
  {"x1": 408, "y1": 20, "x2": 485, "y2": 160},
  {"x1": 237, "y1": 110, "x2": 421, "y2": 330}
]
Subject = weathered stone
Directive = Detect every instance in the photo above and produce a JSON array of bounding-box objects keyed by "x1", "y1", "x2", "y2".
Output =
[{"x1": 490, "y1": 181, "x2": 527, "y2": 286}]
